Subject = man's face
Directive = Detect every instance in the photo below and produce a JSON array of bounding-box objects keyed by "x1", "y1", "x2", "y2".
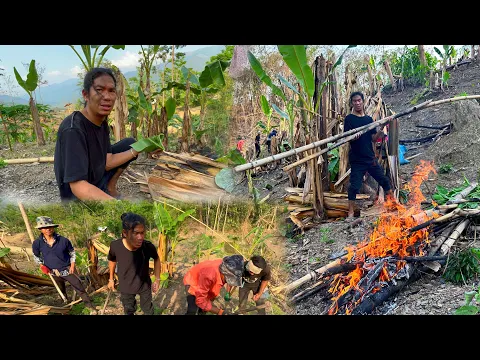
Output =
[
  {"x1": 83, "y1": 74, "x2": 117, "y2": 117},
  {"x1": 351, "y1": 95, "x2": 364, "y2": 112},
  {"x1": 125, "y1": 224, "x2": 145, "y2": 250},
  {"x1": 40, "y1": 227, "x2": 55, "y2": 237}
]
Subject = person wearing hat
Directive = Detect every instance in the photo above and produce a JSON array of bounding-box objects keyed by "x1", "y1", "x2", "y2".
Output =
[
  {"x1": 238, "y1": 255, "x2": 271, "y2": 315},
  {"x1": 183, "y1": 254, "x2": 244, "y2": 315},
  {"x1": 31, "y1": 216, "x2": 98, "y2": 314}
]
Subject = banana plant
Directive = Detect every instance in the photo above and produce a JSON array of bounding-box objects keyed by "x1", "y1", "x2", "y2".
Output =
[
  {"x1": 68, "y1": 45, "x2": 125, "y2": 72},
  {"x1": 248, "y1": 45, "x2": 356, "y2": 148},
  {"x1": 434, "y1": 45, "x2": 454, "y2": 89},
  {"x1": 13, "y1": 59, "x2": 45, "y2": 145},
  {"x1": 259, "y1": 94, "x2": 274, "y2": 134}
]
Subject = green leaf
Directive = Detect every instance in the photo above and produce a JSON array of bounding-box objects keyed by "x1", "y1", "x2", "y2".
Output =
[
  {"x1": 25, "y1": 60, "x2": 38, "y2": 92},
  {"x1": 271, "y1": 103, "x2": 289, "y2": 120},
  {"x1": 111, "y1": 45, "x2": 125, "y2": 50},
  {"x1": 454, "y1": 305, "x2": 479, "y2": 315},
  {"x1": 260, "y1": 95, "x2": 272, "y2": 117},
  {"x1": 256, "y1": 121, "x2": 266, "y2": 130},
  {"x1": 165, "y1": 97, "x2": 176, "y2": 120},
  {"x1": 130, "y1": 134, "x2": 165, "y2": 153},
  {"x1": 277, "y1": 75, "x2": 300, "y2": 95},
  {"x1": 137, "y1": 86, "x2": 152, "y2": 115},
  {"x1": 13, "y1": 67, "x2": 28, "y2": 94},
  {"x1": 215, "y1": 168, "x2": 238, "y2": 193},
  {"x1": 247, "y1": 51, "x2": 286, "y2": 101},
  {"x1": 0, "y1": 247, "x2": 10, "y2": 258},
  {"x1": 160, "y1": 272, "x2": 169, "y2": 281},
  {"x1": 434, "y1": 47, "x2": 443, "y2": 59},
  {"x1": 277, "y1": 45, "x2": 315, "y2": 98},
  {"x1": 199, "y1": 60, "x2": 227, "y2": 88}
]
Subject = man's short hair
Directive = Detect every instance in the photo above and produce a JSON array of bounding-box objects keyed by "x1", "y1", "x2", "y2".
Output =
[
  {"x1": 121, "y1": 212, "x2": 146, "y2": 232},
  {"x1": 349, "y1": 91, "x2": 364, "y2": 104}
]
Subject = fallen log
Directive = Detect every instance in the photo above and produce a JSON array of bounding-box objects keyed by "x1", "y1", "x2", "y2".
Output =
[
  {"x1": 289, "y1": 280, "x2": 330, "y2": 304},
  {"x1": 415, "y1": 124, "x2": 451, "y2": 130},
  {"x1": 3, "y1": 157, "x2": 54, "y2": 165},
  {"x1": 235, "y1": 95, "x2": 480, "y2": 172},
  {"x1": 399, "y1": 129, "x2": 450, "y2": 144},
  {"x1": 439, "y1": 219, "x2": 470, "y2": 255}
]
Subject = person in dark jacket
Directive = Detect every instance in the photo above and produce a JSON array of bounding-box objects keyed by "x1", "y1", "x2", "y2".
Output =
[{"x1": 32, "y1": 216, "x2": 97, "y2": 314}]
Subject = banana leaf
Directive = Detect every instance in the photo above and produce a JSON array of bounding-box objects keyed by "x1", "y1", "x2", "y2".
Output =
[{"x1": 130, "y1": 134, "x2": 165, "y2": 153}]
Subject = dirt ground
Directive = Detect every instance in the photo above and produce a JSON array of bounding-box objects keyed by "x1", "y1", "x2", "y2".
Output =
[{"x1": 286, "y1": 60, "x2": 480, "y2": 315}]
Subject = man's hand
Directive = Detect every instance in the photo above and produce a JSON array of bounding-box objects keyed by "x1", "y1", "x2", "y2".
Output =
[
  {"x1": 108, "y1": 279, "x2": 115, "y2": 291},
  {"x1": 40, "y1": 265, "x2": 50, "y2": 275},
  {"x1": 253, "y1": 293, "x2": 261, "y2": 301},
  {"x1": 353, "y1": 132, "x2": 361, "y2": 140},
  {"x1": 152, "y1": 279, "x2": 160, "y2": 293},
  {"x1": 69, "y1": 263, "x2": 75, "y2": 274}
]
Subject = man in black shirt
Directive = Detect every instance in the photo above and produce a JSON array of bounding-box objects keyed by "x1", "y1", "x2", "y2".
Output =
[
  {"x1": 54, "y1": 67, "x2": 141, "y2": 201},
  {"x1": 344, "y1": 91, "x2": 394, "y2": 219},
  {"x1": 238, "y1": 255, "x2": 271, "y2": 315},
  {"x1": 32, "y1": 216, "x2": 97, "y2": 314},
  {"x1": 107, "y1": 212, "x2": 160, "y2": 315},
  {"x1": 255, "y1": 131, "x2": 261, "y2": 158}
]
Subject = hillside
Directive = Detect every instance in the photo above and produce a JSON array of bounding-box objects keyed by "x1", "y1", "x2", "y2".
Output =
[{"x1": 0, "y1": 45, "x2": 225, "y2": 108}]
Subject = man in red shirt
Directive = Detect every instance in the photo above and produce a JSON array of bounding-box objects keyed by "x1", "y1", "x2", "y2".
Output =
[{"x1": 183, "y1": 254, "x2": 244, "y2": 315}]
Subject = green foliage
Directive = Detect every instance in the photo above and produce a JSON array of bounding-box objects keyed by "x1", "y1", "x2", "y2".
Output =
[
  {"x1": 320, "y1": 228, "x2": 334, "y2": 244},
  {"x1": 153, "y1": 202, "x2": 194, "y2": 239},
  {"x1": 439, "y1": 164, "x2": 453, "y2": 173},
  {"x1": 443, "y1": 248, "x2": 480, "y2": 284},
  {"x1": 388, "y1": 46, "x2": 438, "y2": 85},
  {"x1": 14, "y1": 59, "x2": 38, "y2": 95},
  {"x1": 0, "y1": 247, "x2": 11, "y2": 258},
  {"x1": 0, "y1": 159, "x2": 6, "y2": 169},
  {"x1": 454, "y1": 286, "x2": 480, "y2": 315},
  {"x1": 68, "y1": 45, "x2": 125, "y2": 71},
  {"x1": 431, "y1": 179, "x2": 480, "y2": 208},
  {"x1": 130, "y1": 134, "x2": 165, "y2": 153},
  {"x1": 75, "y1": 249, "x2": 91, "y2": 275},
  {"x1": 327, "y1": 144, "x2": 340, "y2": 182}
]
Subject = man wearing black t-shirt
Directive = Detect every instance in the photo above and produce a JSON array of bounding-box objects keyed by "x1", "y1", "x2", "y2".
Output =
[
  {"x1": 107, "y1": 213, "x2": 160, "y2": 315},
  {"x1": 54, "y1": 67, "x2": 141, "y2": 201},
  {"x1": 344, "y1": 91, "x2": 394, "y2": 219},
  {"x1": 238, "y1": 255, "x2": 271, "y2": 315}
]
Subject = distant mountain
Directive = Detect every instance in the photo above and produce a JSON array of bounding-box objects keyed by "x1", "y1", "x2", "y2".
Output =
[
  {"x1": 0, "y1": 45, "x2": 226, "y2": 108},
  {"x1": 0, "y1": 95, "x2": 29, "y2": 105}
]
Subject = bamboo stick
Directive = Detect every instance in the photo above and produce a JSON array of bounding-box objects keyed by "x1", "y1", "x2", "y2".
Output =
[
  {"x1": 235, "y1": 95, "x2": 480, "y2": 172},
  {"x1": 4, "y1": 157, "x2": 54, "y2": 164}
]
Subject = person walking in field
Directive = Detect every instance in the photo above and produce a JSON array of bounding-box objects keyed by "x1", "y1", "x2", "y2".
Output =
[{"x1": 32, "y1": 216, "x2": 98, "y2": 314}]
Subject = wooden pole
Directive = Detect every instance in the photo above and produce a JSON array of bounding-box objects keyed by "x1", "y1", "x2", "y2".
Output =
[
  {"x1": 4, "y1": 157, "x2": 54, "y2": 164},
  {"x1": 235, "y1": 95, "x2": 480, "y2": 172}
]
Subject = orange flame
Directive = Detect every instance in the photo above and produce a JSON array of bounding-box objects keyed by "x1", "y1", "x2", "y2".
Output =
[{"x1": 328, "y1": 160, "x2": 437, "y2": 314}]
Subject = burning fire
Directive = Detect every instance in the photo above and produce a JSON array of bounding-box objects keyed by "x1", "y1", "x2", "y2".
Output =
[{"x1": 328, "y1": 160, "x2": 437, "y2": 315}]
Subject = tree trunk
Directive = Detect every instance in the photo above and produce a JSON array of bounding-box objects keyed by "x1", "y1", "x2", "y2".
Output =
[
  {"x1": 29, "y1": 97, "x2": 45, "y2": 146},
  {"x1": 471, "y1": 45, "x2": 475, "y2": 60},
  {"x1": 365, "y1": 55, "x2": 375, "y2": 95},
  {"x1": 199, "y1": 92, "x2": 207, "y2": 146},
  {"x1": 113, "y1": 72, "x2": 127, "y2": 142},
  {"x1": 157, "y1": 233, "x2": 168, "y2": 274},
  {"x1": 171, "y1": 45, "x2": 175, "y2": 99},
  {"x1": 383, "y1": 60, "x2": 396, "y2": 92},
  {"x1": 159, "y1": 106, "x2": 168, "y2": 150},
  {"x1": 417, "y1": 45, "x2": 427, "y2": 67},
  {"x1": 180, "y1": 81, "x2": 191, "y2": 152}
]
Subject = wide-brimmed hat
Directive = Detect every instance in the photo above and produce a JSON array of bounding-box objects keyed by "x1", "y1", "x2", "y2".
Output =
[
  {"x1": 35, "y1": 216, "x2": 59, "y2": 229},
  {"x1": 219, "y1": 255, "x2": 244, "y2": 287}
]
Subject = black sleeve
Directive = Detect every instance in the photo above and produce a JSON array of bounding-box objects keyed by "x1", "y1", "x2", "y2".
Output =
[
  {"x1": 261, "y1": 266, "x2": 272, "y2": 281},
  {"x1": 343, "y1": 115, "x2": 351, "y2": 132},
  {"x1": 60, "y1": 128, "x2": 90, "y2": 183},
  {"x1": 146, "y1": 242, "x2": 159, "y2": 260},
  {"x1": 32, "y1": 239, "x2": 40, "y2": 257},
  {"x1": 105, "y1": 123, "x2": 112, "y2": 153},
  {"x1": 107, "y1": 243, "x2": 116, "y2": 262}
]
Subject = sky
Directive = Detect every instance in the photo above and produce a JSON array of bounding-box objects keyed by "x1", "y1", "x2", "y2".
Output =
[{"x1": 0, "y1": 45, "x2": 212, "y2": 88}]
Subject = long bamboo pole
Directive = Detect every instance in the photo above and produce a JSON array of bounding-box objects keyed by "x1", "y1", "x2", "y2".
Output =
[
  {"x1": 234, "y1": 95, "x2": 480, "y2": 172},
  {"x1": 4, "y1": 157, "x2": 54, "y2": 164}
]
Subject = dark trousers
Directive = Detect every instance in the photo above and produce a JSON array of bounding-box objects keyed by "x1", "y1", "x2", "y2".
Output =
[
  {"x1": 53, "y1": 273, "x2": 94, "y2": 309},
  {"x1": 238, "y1": 283, "x2": 266, "y2": 315},
  {"x1": 120, "y1": 287, "x2": 154, "y2": 315},
  {"x1": 255, "y1": 143, "x2": 261, "y2": 158},
  {"x1": 184, "y1": 285, "x2": 205, "y2": 315},
  {"x1": 97, "y1": 137, "x2": 138, "y2": 194},
  {"x1": 348, "y1": 159, "x2": 392, "y2": 201}
]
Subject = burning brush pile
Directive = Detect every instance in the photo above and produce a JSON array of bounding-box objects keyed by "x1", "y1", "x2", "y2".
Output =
[{"x1": 286, "y1": 160, "x2": 480, "y2": 315}]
